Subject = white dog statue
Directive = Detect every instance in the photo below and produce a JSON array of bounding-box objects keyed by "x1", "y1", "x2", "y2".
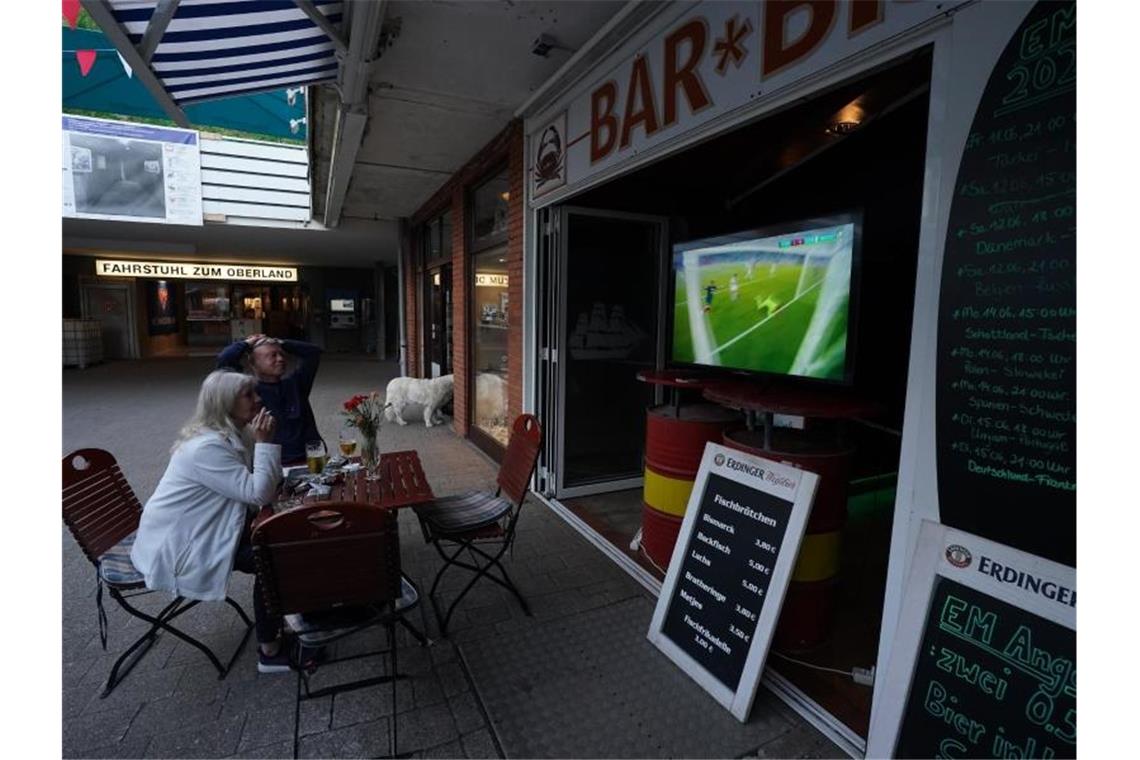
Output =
[{"x1": 384, "y1": 374, "x2": 454, "y2": 427}]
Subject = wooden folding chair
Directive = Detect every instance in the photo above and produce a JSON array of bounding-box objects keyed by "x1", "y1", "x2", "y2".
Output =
[
  {"x1": 413, "y1": 414, "x2": 542, "y2": 636},
  {"x1": 253, "y1": 501, "x2": 421, "y2": 759},
  {"x1": 61, "y1": 449, "x2": 253, "y2": 698}
]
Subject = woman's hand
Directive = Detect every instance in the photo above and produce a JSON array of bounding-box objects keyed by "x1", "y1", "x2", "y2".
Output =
[{"x1": 251, "y1": 408, "x2": 276, "y2": 443}]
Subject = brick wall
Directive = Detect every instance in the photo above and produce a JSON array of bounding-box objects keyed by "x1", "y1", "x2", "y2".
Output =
[
  {"x1": 506, "y1": 125, "x2": 525, "y2": 420},
  {"x1": 406, "y1": 120, "x2": 525, "y2": 442},
  {"x1": 402, "y1": 224, "x2": 420, "y2": 378},
  {"x1": 450, "y1": 186, "x2": 469, "y2": 437}
]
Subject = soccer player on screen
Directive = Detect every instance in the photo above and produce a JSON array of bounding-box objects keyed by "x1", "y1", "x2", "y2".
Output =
[{"x1": 703, "y1": 282, "x2": 718, "y2": 312}]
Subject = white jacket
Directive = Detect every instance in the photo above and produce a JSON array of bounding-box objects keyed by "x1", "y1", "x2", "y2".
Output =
[{"x1": 131, "y1": 432, "x2": 281, "y2": 602}]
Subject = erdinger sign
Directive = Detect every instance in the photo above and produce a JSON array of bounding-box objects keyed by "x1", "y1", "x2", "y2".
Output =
[{"x1": 535, "y1": 0, "x2": 962, "y2": 199}]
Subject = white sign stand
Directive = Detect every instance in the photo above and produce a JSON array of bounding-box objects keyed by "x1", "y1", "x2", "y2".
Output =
[
  {"x1": 647, "y1": 442, "x2": 818, "y2": 721},
  {"x1": 867, "y1": 520, "x2": 1076, "y2": 757}
]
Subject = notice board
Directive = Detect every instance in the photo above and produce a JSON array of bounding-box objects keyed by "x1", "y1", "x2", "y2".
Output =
[
  {"x1": 867, "y1": 521, "x2": 1075, "y2": 758},
  {"x1": 62, "y1": 115, "x2": 203, "y2": 226},
  {"x1": 647, "y1": 443, "x2": 818, "y2": 721},
  {"x1": 935, "y1": 0, "x2": 1075, "y2": 566}
]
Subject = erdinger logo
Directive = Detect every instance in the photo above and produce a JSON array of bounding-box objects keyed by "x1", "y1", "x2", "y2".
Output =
[
  {"x1": 714, "y1": 453, "x2": 726, "y2": 467},
  {"x1": 945, "y1": 544, "x2": 973, "y2": 569}
]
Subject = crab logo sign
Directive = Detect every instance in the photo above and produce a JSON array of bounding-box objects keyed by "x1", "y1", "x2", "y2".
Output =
[{"x1": 532, "y1": 112, "x2": 566, "y2": 197}]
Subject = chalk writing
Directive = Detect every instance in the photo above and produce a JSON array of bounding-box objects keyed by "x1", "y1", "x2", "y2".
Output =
[
  {"x1": 936, "y1": 0, "x2": 1075, "y2": 565},
  {"x1": 895, "y1": 577, "x2": 1075, "y2": 757},
  {"x1": 660, "y1": 472, "x2": 793, "y2": 691}
]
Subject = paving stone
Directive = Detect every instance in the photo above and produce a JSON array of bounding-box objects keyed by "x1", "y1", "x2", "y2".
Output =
[
  {"x1": 428, "y1": 640, "x2": 459, "y2": 667},
  {"x1": 413, "y1": 674, "x2": 447, "y2": 708},
  {"x1": 464, "y1": 602, "x2": 513, "y2": 628},
  {"x1": 230, "y1": 739, "x2": 294, "y2": 759},
  {"x1": 394, "y1": 703, "x2": 459, "y2": 753},
  {"x1": 74, "y1": 661, "x2": 185, "y2": 717},
  {"x1": 143, "y1": 711, "x2": 245, "y2": 758},
  {"x1": 331, "y1": 683, "x2": 413, "y2": 728},
  {"x1": 436, "y1": 661, "x2": 469, "y2": 698},
  {"x1": 237, "y1": 697, "x2": 332, "y2": 750},
  {"x1": 447, "y1": 691, "x2": 486, "y2": 734},
  {"x1": 742, "y1": 723, "x2": 843, "y2": 759},
  {"x1": 62, "y1": 703, "x2": 140, "y2": 754},
  {"x1": 223, "y1": 670, "x2": 300, "y2": 712},
  {"x1": 298, "y1": 717, "x2": 392, "y2": 759},
  {"x1": 460, "y1": 728, "x2": 501, "y2": 759},
  {"x1": 70, "y1": 734, "x2": 153, "y2": 759},
  {"x1": 421, "y1": 738, "x2": 465, "y2": 759},
  {"x1": 123, "y1": 693, "x2": 224, "y2": 743}
]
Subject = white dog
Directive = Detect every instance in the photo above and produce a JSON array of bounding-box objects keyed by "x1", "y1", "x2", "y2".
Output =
[{"x1": 384, "y1": 374, "x2": 454, "y2": 427}]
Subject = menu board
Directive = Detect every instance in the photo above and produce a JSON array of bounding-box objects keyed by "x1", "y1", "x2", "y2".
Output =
[
  {"x1": 936, "y1": 0, "x2": 1075, "y2": 567},
  {"x1": 62, "y1": 115, "x2": 203, "y2": 226},
  {"x1": 647, "y1": 443, "x2": 817, "y2": 721},
  {"x1": 867, "y1": 522, "x2": 1076, "y2": 759}
]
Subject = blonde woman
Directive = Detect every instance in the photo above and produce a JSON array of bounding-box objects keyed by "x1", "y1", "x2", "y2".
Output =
[{"x1": 130, "y1": 370, "x2": 295, "y2": 672}]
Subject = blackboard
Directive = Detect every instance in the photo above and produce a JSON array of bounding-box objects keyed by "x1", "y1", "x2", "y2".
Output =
[
  {"x1": 660, "y1": 472, "x2": 793, "y2": 691},
  {"x1": 935, "y1": 0, "x2": 1076, "y2": 567},
  {"x1": 867, "y1": 521, "x2": 1076, "y2": 758},
  {"x1": 648, "y1": 443, "x2": 817, "y2": 721},
  {"x1": 895, "y1": 576, "x2": 1075, "y2": 759}
]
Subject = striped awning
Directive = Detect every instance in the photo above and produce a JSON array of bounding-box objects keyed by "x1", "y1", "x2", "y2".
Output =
[{"x1": 107, "y1": 0, "x2": 343, "y2": 105}]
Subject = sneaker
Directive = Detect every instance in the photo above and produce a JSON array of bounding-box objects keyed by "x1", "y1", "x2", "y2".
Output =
[
  {"x1": 257, "y1": 648, "x2": 293, "y2": 674},
  {"x1": 258, "y1": 646, "x2": 323, "y2": 674}
]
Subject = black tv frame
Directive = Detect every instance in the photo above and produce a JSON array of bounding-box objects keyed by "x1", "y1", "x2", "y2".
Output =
[{"x1": 666, "y1": 210, "x2": 864, "y2": 387}]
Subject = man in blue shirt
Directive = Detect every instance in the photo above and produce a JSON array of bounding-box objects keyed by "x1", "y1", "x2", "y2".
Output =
[{"x1": 217, "y1": 335, "x2": 322, "y2": 465}]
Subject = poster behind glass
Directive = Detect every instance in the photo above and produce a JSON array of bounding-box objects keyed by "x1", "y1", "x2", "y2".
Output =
[{"x1": 62, "y1": 115, "x2": 203, "y2": 226}]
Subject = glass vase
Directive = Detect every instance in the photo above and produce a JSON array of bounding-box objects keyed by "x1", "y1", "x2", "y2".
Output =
[{"x1": 360, "y1": 432, "x2": 381, "y2": 481}]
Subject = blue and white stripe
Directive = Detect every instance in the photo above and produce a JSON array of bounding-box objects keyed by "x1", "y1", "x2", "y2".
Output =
[{"x1": 109, "y1": 0, "x2": 342, "y2": 104}]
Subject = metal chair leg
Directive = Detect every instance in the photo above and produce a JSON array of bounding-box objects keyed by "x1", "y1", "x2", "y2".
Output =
[
  {"x1": 293, "y1": 637, "x2": 303, "y2": 760},
  {"x1": 101, "y1": 595, "x2": 183, "y2": 698},
  {"x1": 390, "y1": 621, "x2": 398, "y2": 759},
  {"x1": 109, "y1": 590, "x2": 253, "y2": 684}
]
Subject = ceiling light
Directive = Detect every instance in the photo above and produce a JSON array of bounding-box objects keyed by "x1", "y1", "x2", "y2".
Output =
[
  {"x1": 827, "y1": 121, "x2": 861, "y2": 135},
  {"x1": 827, "y1": 97, "x2": 867, "y2": 135}
]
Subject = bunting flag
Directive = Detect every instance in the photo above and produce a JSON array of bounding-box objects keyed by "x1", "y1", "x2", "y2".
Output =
[
  {"x1": 62, "y1": 0, "x2": 81, "y2": 30},
  {"x1": 76, "y1": 50, "x2": 97, "y2": 77},
  {"x1": 117, "y1": 52, "x2": 133, "y2": 78}
]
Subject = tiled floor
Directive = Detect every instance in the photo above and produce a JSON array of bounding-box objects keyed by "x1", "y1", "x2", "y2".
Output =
[{"x1": 62, "y1": 355, "x2": 841, "y2": 758}]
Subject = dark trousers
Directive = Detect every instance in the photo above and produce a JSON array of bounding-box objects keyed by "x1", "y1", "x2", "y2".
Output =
[{"x1": 233, "y1": 534, "x2": 280, "y2": 645}]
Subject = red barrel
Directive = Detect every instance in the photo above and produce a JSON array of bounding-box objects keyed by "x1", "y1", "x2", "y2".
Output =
[
  {"x1": 641, "y1": 403, "x2": 738, "y2": 569},
  {"x1": 723, "y1": 427, "x2": 853, "y2": 650}
]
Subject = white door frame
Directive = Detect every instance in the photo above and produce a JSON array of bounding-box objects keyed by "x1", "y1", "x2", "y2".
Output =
[{"x1": 547, "y1": 205, "x2": 668, "y2": 499}]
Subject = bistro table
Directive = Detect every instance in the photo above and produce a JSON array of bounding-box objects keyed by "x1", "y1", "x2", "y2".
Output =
[
  {"x1": 255, "y1": 449, "x2": 434, "y2": 525},
  {"x1": 252, "y1": 449, "x2": 437, "y2": 643}
]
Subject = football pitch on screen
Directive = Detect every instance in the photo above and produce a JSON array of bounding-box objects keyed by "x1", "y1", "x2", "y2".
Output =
[{"x1": 673, "y1": 260, "x2": 845, "y2": 378}]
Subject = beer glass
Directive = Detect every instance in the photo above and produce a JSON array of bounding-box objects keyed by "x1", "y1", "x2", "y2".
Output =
[
  {"x1": 338, "y1": 429, "x2": 358, "y2": 458},
  {"x1": 305, "y1": 440, "x2": 327, "y2": 474}
]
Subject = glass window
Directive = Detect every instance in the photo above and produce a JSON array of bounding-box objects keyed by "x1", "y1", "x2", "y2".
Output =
[
  {"x1": 471, "y1": 169, "x2": 509, "y2": 247},
  {"x1": 472, "y1": 245, "x2": 510, "y2": 446},
  {"x1": 422, "y1": 210, "x2": 452, "y2": 267},
  {"x1": 185, "y1": 282, "x2": 230, "y2": 321},
  {"x1": 440, "y1": 210, "x2": 453, "y2": 258}
]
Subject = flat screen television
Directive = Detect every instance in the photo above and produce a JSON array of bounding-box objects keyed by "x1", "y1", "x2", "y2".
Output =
[{"x1": 670, "y1": 213, "x2": 861, "y2": 384}]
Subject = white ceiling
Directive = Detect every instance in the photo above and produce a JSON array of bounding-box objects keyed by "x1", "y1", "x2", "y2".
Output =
[
  {"x1": 62, "y1": 1, "x2": 624, "y2": 269},
  {"x1": 314, "y1": 0, "x2": 626, "y2": 223}
]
